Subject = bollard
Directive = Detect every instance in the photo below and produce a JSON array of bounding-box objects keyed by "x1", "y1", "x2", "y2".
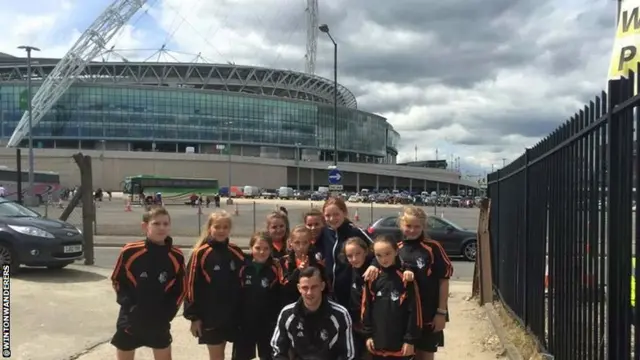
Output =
[
  {"x1": 234, "y1": 203, "x2": 239, "y2": 216},
  {"x1": 44, "y1": 202, "x2": 49, "y2": 218},
  {"x1": 93, "y1": 202, "x2": 98, "y2": 235},
  {"x1": 369, "y1": 202, "x2": 374, "y2": 224},
  {"x1": 440, "y1": 212, "x2": 444, "y2": 219},
  {"x1": 354, "y1": 209, "x2": 360, "y2": 222},
  {"x1": 253, "y1": 201, "x2": 257, "y2": 232}
]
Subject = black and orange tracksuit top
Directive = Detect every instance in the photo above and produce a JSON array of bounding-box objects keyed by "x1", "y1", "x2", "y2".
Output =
[
  {"x1": 349, "y1": 254, "x2": 373, "y2": 333},
  {"x1": 183, "y1": 238, "x2": 245, "y2": 329},
  {"x1": 110, "y1": 237, "x2": 186, "y2": 333},
  {"x1": 238, "y1": 255, "x2": 282, "y2": 332},
  {"x1": 279, "y1": 250, "x2": 327, "y2": 306},
  {"x1": 398, "y1": 234, "x2": 454, "y2": 329},
  {"x1": 361, "y1": 262, "x2": 422, "y2": 355}
]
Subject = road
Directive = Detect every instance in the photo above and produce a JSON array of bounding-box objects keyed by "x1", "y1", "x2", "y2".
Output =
[{"x1": 92, "y1": 247, "x2": 475, "y2": 281}]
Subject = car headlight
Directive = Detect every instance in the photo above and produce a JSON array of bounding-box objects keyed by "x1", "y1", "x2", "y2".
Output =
[
  {"x1": 76, "y1": 227, "x2": 83, "y2": 235},
  {"x1": 8, "y1": 225, "x2": 55, "y2": 238}
]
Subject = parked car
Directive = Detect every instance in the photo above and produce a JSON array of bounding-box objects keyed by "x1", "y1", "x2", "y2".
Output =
[
  {"x1": 366, "y1": 215, "x2": 477, "y2": 261},
  {"x1": 0, "y1": 198, "x2": 84, "y2": 272}
]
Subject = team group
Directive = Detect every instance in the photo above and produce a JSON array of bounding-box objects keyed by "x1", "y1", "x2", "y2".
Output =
[{"x1": 110, "y1": 197, "x2": 454, "y2": 360}]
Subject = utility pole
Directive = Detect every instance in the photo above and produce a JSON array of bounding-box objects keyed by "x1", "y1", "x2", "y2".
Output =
[{"x1": 414, "y1": 145, "x2": 418, "y2": 161}]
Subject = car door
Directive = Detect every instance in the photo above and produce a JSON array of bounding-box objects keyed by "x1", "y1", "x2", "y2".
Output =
[
  {"x1": 376, "y1": 216, "x2": 403, "y2": 242},
  {"x1": 426, "y1": 217, "x2": 459, "y2": 254}
]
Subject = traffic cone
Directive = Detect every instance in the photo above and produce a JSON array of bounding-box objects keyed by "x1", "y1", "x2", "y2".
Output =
[
  {"x1": 354, "y1": 209, "x2": 360, "y2": 222},
  {"x1": 440, "y1": 212, "x2": 445, "y2": 219},
  {"x1": 234, "y1": 203, "x2": 240, "y2": 216},
  {"x1": 124, "y1": 199, "x2": 132, "y2": 212}
]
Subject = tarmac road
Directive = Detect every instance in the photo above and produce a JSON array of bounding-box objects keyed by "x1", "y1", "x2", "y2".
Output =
[{"x1": 91, "y1": 247, "x2": 475, "y2": 281}]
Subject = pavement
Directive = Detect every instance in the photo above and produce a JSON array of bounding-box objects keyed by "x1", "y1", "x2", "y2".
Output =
[
  {"x1": 10, "y1": 265, "x2": 503, "y2": 360},
  {"x1": 35, "y1": 199, "x2": 480, "y2": 238}
]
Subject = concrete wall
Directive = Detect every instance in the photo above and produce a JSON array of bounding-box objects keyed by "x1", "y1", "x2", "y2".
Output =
[
  {"x1": 0, "y1": 148, "x2": 479, "y2": 191},
  {"x1": 0, "y1": 149, "x2": 287, "y2": 191}
]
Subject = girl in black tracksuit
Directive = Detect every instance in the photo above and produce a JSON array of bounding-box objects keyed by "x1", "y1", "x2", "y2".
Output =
[
  {"x1": 232, "y1": 232, "x2": 282, "y2": 360},
  {"x1": 362, "y1": 236, "x2": 422, "y2": 360},
  {"x1": 266, "y1": 210, "x2": 290, "y2": 259},
  {"x1": 319, "y1": 197, "x2": 373, "y2": 310},
  {"x1": 344, "y1": 237, "x2": 375, "y2": 359},
  {"x1": 279, "y1": 225, "x2": 327, "y2": 306},
  {"x1": 184, "y1": 211, "x2": 245, "y2": 359}
]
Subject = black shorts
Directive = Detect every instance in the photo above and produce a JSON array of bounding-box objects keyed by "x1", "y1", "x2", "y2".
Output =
[
  {"x1": 414, "y1": 330, "x2": 444, "y2": 353},
  {"x1": 232, "y1": 332, "x2": 272, "y2": 360},
  {"x1": 110, "y1": 327, "x2": 172, "y2": 351},
  {"x1": 199, "y1": 327, "x2": 237, "y2": 346}
]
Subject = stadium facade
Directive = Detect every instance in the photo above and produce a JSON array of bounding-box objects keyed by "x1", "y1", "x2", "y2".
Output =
[{"x1": 0, "y1": 52, "x2": 400, "y2": 164}]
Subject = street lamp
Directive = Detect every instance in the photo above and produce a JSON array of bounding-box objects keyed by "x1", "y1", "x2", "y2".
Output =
[
  {"x1": 226, "y1": 121, "x2": 233, "y2": 204},
  {"x1": 17, "y1": 45, "x2": 40, "y2": 206},
  {"x1": 319, "y1": 24, "x2": 338, "y2": 166},
  {"x1": 295, "y1": 143, "x2": 302, "y2": 191}
]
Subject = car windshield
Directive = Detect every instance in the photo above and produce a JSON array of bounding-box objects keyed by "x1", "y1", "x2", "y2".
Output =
[{"x1": 0, "y1": 201, "x2": 41, "y2": 218}]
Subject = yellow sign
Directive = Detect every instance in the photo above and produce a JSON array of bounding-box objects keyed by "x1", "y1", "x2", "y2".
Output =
[{"x1": 609, "y1": 0, "x2": 640, "y2": 79}]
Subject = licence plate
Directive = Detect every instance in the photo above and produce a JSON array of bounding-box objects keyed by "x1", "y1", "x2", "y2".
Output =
[{"x1": 64, "y1": 245, "x2": 83, "y2": 253}]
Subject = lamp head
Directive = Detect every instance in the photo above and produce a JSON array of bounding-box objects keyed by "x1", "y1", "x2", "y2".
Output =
[{"x1": 319, "y1": 24, "x2": 330, "y2": 33}]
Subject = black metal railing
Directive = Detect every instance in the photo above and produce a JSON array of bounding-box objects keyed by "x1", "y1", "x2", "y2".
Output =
[{"x1": 487, "y1": 69, "x2": 640, "y2": 360}]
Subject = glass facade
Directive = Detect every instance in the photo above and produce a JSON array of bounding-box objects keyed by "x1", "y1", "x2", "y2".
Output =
[{"x1": 0, "y1": 84, "x2": 398, "y2": 157}]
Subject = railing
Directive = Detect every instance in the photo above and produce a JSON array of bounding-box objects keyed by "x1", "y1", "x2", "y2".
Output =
[{"x1": 487, "y1": 70, "x2": 640, "y2": 359}]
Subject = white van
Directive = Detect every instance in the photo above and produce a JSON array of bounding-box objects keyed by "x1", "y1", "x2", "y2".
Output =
[
  {"x1": 278, "y1": 187, "x2": 294, "y2": 199},
  {"x1": 243, "y1": 186, "x2": 260, "y2": 198}
]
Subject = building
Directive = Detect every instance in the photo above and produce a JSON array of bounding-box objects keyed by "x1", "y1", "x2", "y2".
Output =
[
  {"x1": 0, "y1": 52, "x2": 399, "y2": 164},
  {"x1": 0, "y1": 52, "x2": 479, "y2": 194}
]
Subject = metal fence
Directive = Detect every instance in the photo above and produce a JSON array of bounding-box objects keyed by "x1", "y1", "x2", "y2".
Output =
[
  {"x1": 487, "y1": 71, "x2": 640, "y2": 359},
  {"x1": 30, "y1": 200, "x2": 477, "y2": 238}
]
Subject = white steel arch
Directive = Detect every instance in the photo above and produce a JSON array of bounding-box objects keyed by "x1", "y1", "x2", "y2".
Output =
[
  {"x1": 305, "y1": 0, "x2": 318, "y2": 74},
  {"x1": 7, "y1": 0, "x2": 147, "y2": 147}
]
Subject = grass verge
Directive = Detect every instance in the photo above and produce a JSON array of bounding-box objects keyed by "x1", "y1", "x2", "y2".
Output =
[{"x1": 493, "y1": 300, "x2": 546, "y2": 360}]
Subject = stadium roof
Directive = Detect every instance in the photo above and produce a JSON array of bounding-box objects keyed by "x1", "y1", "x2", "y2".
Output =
[{"x1": 0, "y1": 56, "x2": 358, "y2": 109}]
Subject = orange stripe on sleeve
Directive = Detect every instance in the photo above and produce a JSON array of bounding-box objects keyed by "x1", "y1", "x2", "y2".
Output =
[
  {"x1": 413, "y1": 281, "x2": 423, "y2": 328},
  {"x1": 427, "y1": 240, "x2": 454, "y2": 278},
  {"x1": 187, "y1": 245, "x2": 207, "y2": 302}
]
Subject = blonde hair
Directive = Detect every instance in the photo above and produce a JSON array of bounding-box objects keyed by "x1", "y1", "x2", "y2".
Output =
[
  {"x1": 398, "y1": 206, "x2": 428, "y2": 228},
  {"x1": 266, "y1": 210, "x2": 290, "y2": 240},
  {"x1": 193, "y1": 210, "x2": 232, "y2": 251},
  {"x1": 289, "y1": 224, "x2": 312, "y2": 243}
]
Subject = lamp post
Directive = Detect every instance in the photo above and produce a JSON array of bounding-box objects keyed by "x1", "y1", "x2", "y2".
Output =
[
  {"x1": 295, "y1": 143, "x2": 302, "y2": 191},
  {"x1": 17, "y1": 45, "x2": 40, "y2": 206},
  {"x1": 226, "y1": 121, "x2": 233, "y2": 204},
  {"x1": 319, "y1": 24, "x2": 338, "y2": 166}
]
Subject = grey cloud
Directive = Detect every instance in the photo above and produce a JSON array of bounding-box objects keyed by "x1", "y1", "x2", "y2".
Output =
[{"x1": 163, "y1": 0, "x2": 618, "y2": 163}]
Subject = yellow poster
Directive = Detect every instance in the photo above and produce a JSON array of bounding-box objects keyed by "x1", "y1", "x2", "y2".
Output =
[{"x1": 609, "y1": 0, "x2": 640, "y2": 80}]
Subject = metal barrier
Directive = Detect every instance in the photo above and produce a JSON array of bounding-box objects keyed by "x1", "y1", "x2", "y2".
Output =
[{"x1": 487, "y1": 71, "x2": 640, "y2": 359}]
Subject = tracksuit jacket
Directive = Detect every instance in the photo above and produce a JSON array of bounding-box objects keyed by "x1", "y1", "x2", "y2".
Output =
[
  {"x1": 271, "y1": 296, "x2": 355, "y2": 360},
  {"x1": 111, "y1": 237, "x2": 186, "y2": 334},
  {"x1": 183, "y1": 238, "x2": 245, "y2": 331},
  {"x1": 314, "y1": 221, "x2": 373, "y2": 308}
]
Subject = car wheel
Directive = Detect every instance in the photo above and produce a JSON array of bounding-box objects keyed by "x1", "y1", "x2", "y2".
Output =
[
  {"x1": 462, "y1": 240, "x2": 477, "y2": 262},
  {"x1": 0, "y1": 244, "x2": 17, "y2": 273}
]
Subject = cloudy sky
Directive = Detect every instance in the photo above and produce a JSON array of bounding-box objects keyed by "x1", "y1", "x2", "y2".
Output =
[{"x1": 0, "y1": 0, "x2": 618, "y2": 175}]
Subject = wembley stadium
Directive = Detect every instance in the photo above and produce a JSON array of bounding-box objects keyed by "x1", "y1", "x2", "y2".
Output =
[{"x1": 0, "y1": 52, "x2": 400, "y2": 164}]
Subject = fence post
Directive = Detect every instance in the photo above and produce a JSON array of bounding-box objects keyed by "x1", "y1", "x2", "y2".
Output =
[{"x1": 522, "y1": 149, "x2": 530, "y2": 323}]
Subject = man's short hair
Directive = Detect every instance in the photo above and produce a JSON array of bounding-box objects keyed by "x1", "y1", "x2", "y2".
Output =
[{"x1": 299, "y1": 266, "x2": 323, "y2": 281}]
